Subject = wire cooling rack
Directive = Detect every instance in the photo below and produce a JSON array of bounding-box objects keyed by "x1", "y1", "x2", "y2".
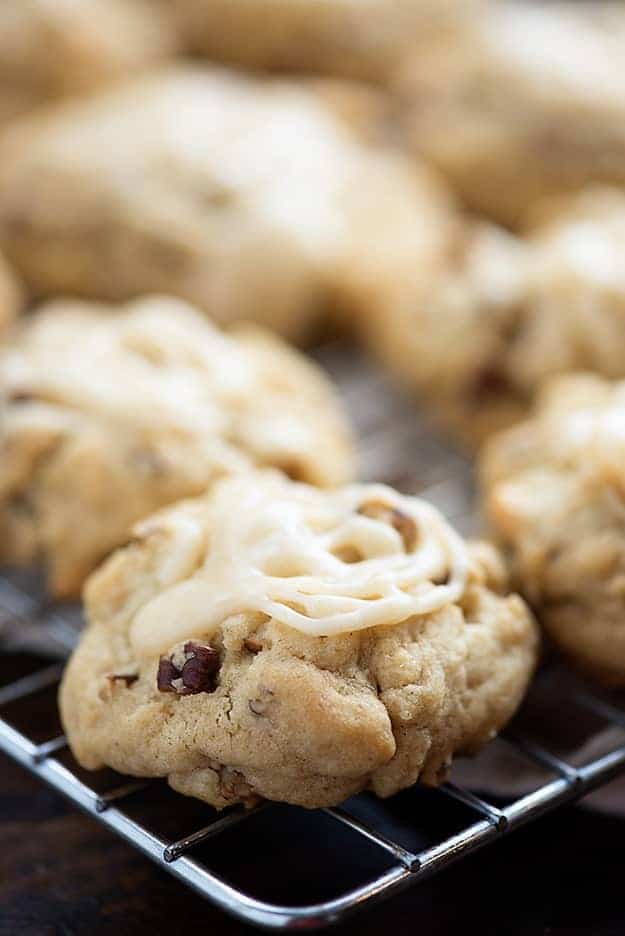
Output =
[{"x1": 2, "y1": 344, "x2": 625, "y2": 930}]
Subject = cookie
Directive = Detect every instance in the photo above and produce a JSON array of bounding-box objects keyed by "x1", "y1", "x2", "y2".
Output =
[
  {"x1": 0, "y1": 0, "x2": 175, "y2": 128},
  {"x1": 172, "y1": 0, "x2": 474, "y2": 83},
  {"x1": 0, "y1": 65, "x2": 452, "y2": 341},
  {"x1": 0, "y1": 296, "x2": 354, "y2": 597},
  {"x1": 396, "y1": 3, "x2": 625, "y2": 227},
  {"x1": 359, "y1": 219, "x2": 531, "y2": 447},
  {"x1": 59, "y1": 473, "x2": 538, "y2": 809},
  {"x1": 362, "y1": 187, "x2": 625, "y2": 448},
  {"x1": 481, "y1": 373, "x2": 625, "y2": 685}
]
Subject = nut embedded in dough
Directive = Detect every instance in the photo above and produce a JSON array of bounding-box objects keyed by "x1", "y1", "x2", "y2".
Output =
[{"x1": 59, "y1": 473, "x2": 538, "y2": 810}]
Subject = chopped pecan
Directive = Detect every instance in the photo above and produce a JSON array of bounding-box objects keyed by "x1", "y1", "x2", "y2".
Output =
[
  {"x1": 157, "y1": 642, "x2": 220, "y2": 695},
  {"x1": 358, "y1": 499, "x2": 418, "y2": 552},
  {"x1": 157, "y1": 658, "x2": 179, "y2": 692}
]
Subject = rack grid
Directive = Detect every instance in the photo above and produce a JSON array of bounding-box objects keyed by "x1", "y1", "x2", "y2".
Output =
[
  {"x1": 2, "y1": 598, "x2": 625, "y2": 930},
  {"x1": 2, "y1": 345, "x2": 625, "y2": 929}
]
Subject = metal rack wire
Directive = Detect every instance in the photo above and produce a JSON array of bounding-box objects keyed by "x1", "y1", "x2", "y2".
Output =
[
  {"x1": 2, "y1": 598, "x2": 625, "y2": 931},
  {"x1": 2, "y1": 345, "x2": 625, "y2": 929}
]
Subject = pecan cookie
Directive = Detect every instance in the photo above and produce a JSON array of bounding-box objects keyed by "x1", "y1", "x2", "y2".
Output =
[
  {"x1": 481, "y1": 373, "x2": 625, "y2": 685},
  {"x1": 0, "y1": 66, "x2": 450, "y2": 341},
  {"x1": 60, "y1": 473, "x2": 538, "y2": 810},
  {"x1": 362, "y1": 187, "x2": 625, "y2": 448},
  {"x1": 0, "y1": 0, "x2": 175, "y2": 128},
  {"x1": 172, "y1": 0, "x2": 474, "y2": 83},
  {"x1": 396, "y1": 2, "x2": 625, "y2": 226},
  {"x1": 0, "y1": 296, "x2": 354, "y2": 597}
]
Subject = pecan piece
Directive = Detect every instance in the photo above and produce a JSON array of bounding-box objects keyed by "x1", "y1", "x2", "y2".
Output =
[
  {"x1": 157, "y1": 642, "x2": 220, "y2": 695},
  {"x1": 157, "y1": 657, "x2": 180, "y2": 692},
  {"x1": 358, "y1": 499, "x2": 418, "y2": 552}
]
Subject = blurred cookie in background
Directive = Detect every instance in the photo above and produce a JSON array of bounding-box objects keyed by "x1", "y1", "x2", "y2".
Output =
[
  {"x1": 396, "y1": 2, "x2": 625, "y2": 227},
  {"x1": 0, "y1": 0, "x2": 177, "y2": 128},
  {"x1": 0, "y1": 66, "x2": 452, "y2": 341},
  {"x1": 172, "y1": 0, "x2": 477, "y2": 84},
  {"x1": 359, "y1": 219, "x2": 530, "y2": 447},
  {"x1": 510, "y1": 186, "x2": 625, "y2": 392},
  {"x1": 360, "y1": 186, "x2": 625, "y2": 449},
  {"x1": 0, "y1": 295, "x2": 355, "y2": 597},
  {"x1": 481, "y1": 373, "x2": 625, "y2": 686}
]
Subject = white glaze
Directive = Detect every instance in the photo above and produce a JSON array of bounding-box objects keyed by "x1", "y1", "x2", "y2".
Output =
[{"x1": 130, "y1": 475, "x2": 470, "y2": 655}]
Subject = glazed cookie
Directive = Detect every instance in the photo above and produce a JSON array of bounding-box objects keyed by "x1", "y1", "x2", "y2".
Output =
[
  {"x1": 0, "y1": 0, "x2": 175, "y2": 128},
  {"x1": 173, "y1": 0, "x2": 475, "y2": 83},
  {"x1": 60, "y1": 473, "x2": 538, "y2": 809},
  {"x1": 481, "y1": 374, "x2": 625, "y2": 685},
  {"x1": 0, "y1": 66, "x2": 450, "y2": 341},
  {"x1": 396, "y1": 2, "x2": 625, "y2": 226},
  {"x1": 362, "y1": 187, "x2": 625, "y2": 448},
  {"x1": 0, "y1": 296, "x2": 354, "y2": 597}
]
